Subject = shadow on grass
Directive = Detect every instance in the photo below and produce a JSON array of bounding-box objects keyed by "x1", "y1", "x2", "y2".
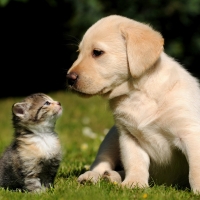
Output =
[{"x1": 57, "y1": 164, "x2": 87, "y2": 179}]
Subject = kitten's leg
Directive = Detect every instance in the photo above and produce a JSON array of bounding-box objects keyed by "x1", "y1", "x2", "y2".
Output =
[
  {"x1": 42, "y1": 163, "x2": 60, "y2": 189},
  {"x1": 24, "y1": 177, "x2": 45, "y2": 193},
  {"x1": 78, "y1": 126, "x2": 122, "y2": 184}
]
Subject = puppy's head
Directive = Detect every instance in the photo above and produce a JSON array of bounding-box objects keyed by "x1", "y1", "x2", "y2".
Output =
[{"x1": 67, "y1": 15, "x2": 164, "y2": 98}]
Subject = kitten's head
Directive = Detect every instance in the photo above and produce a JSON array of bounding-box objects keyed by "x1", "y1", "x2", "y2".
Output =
[{"x1": 12, "y1": 93, "x2": 62, "y2": 133}]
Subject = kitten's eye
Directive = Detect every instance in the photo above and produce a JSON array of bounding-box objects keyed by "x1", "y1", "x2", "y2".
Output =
[
  {"x1": 44, "y1": 101, "x2": 50, "y2": 106},
  {"x1": 92, "y1": 49, "x2": 104, "y2": 57}
]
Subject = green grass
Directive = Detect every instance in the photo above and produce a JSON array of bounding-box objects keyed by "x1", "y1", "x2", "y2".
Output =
[{"x1": 0, "y1": 91, "x2": 199, "y2": 199}]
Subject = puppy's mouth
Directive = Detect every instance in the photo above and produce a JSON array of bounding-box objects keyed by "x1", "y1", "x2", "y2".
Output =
[{"x1": 67, "y1": 84, "x2": 110, "y2": 98}]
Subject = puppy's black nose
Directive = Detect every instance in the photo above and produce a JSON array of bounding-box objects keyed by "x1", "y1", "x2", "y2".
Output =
[{"x1": 66, "y1": 72, "x2": 78, "y2": 86}]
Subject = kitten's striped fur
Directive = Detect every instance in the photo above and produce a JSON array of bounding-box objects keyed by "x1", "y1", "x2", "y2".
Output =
[{"x1": 0, "y1": 93, "x2": 62, "y2": 192}]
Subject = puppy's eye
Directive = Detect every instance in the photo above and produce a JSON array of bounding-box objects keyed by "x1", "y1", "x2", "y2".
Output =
[
  {"x1": 44, "y1": 101, "x2": 50, "y2": 106},
  {"x1": 92, "y1": 49, "x2": 104, "y2": 57}
]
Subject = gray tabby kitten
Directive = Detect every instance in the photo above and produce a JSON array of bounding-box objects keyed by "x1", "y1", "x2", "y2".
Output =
[{"x1": 0, "y1": 93, "x2": 62, "y2": 192}]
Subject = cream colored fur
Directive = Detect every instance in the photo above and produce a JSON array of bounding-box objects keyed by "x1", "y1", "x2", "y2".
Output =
[{"x1": 67, "y1": 15, "x2": 200, "y2": 193}]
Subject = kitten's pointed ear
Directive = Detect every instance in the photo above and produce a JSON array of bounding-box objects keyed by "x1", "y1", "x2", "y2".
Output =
[{"x1": 12, "y1": 103, "x2": 27, "y2": 117}]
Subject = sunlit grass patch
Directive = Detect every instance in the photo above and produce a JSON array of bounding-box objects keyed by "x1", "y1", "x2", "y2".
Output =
[{"x1": 0, "y1": 91, "x2": 198, "y2": 199}]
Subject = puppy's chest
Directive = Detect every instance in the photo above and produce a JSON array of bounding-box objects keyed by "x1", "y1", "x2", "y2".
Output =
[
  {"x1": 112, "y1": 93, "x2": 159, "y2": 130},
  {"x1": 111, "y1": 94, "x2": 175, "y2": 163}
]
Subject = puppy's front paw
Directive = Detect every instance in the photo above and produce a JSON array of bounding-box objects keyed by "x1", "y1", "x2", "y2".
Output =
[
  {"x1": 190, "y1": 181, "x2": 200, "y2": 194},
  {"x1": 121, "y1": 177, "x2": 149, "y2": 189},
  {"x1": 102, "y1": 170, "x2": 122, "y2": 184},
  {"x1": 78, "y1": 171, "x2": 101, "y2": 184}
]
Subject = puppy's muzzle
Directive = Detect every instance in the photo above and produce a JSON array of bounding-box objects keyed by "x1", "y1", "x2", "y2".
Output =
[{"x1": 66, "y1": 72, "x2": 78, "y2": 87}]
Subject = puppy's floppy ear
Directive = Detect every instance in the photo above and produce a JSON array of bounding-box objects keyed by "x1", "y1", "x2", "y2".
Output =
[{"x1": 120, "y1": 20, "x2": 164, "y2": 78}]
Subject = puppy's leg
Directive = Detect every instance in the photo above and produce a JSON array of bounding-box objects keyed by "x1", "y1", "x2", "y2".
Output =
[
  {"x1": 181, "y1": 133, "x2": 200, "y2": 194},
  {"x1": 78, "y1": 126, "x2": 122, "y2": 183},
  {"x1": 120, "y1": 131, "x2": 150, "y2": 188}
]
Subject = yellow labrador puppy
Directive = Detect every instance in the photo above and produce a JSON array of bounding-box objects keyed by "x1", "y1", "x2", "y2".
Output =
[{"x1": 67, "y1": 15, "x2": 200, "y2": 193}]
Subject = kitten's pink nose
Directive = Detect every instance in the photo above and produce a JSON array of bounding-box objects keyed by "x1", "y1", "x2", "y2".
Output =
[{"x1": 57, "y1": 102, "x2": 61, "y2": 106}]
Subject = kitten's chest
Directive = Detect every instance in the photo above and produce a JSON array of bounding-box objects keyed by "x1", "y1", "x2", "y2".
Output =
[
  {"x1": 19, "y1": 133, "x2": 62, "y2": 160},
  {"x1": 35, "y1": 134, "x2": 61, "y2": 157}
]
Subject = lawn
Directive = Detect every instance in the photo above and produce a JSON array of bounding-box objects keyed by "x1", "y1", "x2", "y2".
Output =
[{"x1": 0, "y1": 91, "x2": 199, "y2": 200}]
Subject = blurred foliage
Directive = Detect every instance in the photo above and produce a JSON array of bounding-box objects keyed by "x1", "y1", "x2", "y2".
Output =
[{"x1": 0, "y1": 0, "x2": 200, "y2": 97}]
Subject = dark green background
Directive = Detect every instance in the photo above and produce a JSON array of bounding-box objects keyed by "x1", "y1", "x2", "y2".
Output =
[{"x1": 1, "y1": 0, "x2": 200, "y2": 97}]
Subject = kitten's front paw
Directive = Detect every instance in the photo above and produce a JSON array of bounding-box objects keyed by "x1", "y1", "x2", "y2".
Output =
[
  {"x1": 102, "y1": 170, "x2": 122, "y2": 184},
  {"x1": 78, "y1": 171, "x2": 101, "y2": 184},
  {"x1": 31, "y1": 186, "x2": 47, "y2": 193},
  {"x1": 24, "y1": 177, "x2": 44, "y2": 193}
]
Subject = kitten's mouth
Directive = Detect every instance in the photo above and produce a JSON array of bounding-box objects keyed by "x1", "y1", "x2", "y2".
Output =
[{"x1": 56, "y1": 106, "x2": 62, "y2": 116}]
